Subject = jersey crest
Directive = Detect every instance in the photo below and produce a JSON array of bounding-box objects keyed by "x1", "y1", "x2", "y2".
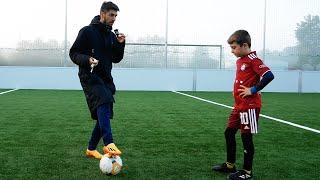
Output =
[{"x1": 240, "y1": 63, "x2": 247, "y2": 71}]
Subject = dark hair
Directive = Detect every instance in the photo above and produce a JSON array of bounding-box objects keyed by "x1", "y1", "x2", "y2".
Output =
[
  {"x1": 100, "y1": 1, "x2": 119, "y2": 12},
  {"x1": 227, "y1": 30, "x2": 251, "y2": 48}
]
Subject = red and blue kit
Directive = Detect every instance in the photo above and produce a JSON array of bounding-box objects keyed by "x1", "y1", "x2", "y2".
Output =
[{"x1": 228, "y1": 51, "x2": 270, "y2": 133}]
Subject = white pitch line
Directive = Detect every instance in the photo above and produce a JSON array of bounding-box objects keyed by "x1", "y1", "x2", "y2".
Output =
[
  {"x1": 0, "y1": 89, "x2": 19, "y2": 95},
  {"x1": 172, "y1": 90, "x2": 320, "y2": 134}
]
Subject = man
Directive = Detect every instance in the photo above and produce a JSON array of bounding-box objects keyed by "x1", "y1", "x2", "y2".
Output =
[
  {"x1": 212, "y1": 30, "x2": 274, "y2": 180},
  {"x1": 69, "y1": 1, "x2": 125, "y2": 160}
]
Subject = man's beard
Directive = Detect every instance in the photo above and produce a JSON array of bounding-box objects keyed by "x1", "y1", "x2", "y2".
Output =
[
  {"x1": 101, "y1": 19, "x2": 108, "y2": 25},
  {"x1": 103, "y1": 20, "x2": 113, "y2": 27}
]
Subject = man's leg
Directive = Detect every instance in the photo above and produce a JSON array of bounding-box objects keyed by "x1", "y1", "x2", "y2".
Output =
[
  {"x1": 97, "y1": 103, "x2": 113, "y2": 145},
  {"x1": 86, "y1": 121, "x2": 103, "y2": 159},
  {"x1": 97, "y1": 103, "x2": 122, "y2": 156},
  {"x1": 88, "y1": 121, "x2": 102, "y2": 150}
]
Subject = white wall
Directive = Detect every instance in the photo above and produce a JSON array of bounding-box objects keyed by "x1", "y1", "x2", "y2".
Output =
[
  {"x1": 0, "y1": 66, "x2": 319, "y2": 93},
  {"x1": 263, "y1": 71, "x2": 300, "y2": 92},
  {"x1": 196, "y1": 69, "x2": 234, "y2": 91},
  {"x1": 114, "y1": 69, "x2": 193, "y2": 91},
  {"x1": 302, "y1": 71, "x2": 320, "y2": 93},
  {"x1": 0, "y1": 67, "x2": 81, "y2": 90}
]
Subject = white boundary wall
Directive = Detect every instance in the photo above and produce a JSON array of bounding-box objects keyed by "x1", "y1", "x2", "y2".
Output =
[{"x1": 0, "y1": 67, "x2": 319, "y2": 93}]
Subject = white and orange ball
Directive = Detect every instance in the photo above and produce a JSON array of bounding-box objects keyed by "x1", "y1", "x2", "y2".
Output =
[{"x1": 99, "y1": 154, "x2": 122, "y2": 175}]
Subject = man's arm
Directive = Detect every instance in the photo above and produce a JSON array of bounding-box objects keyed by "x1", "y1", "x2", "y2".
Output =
[
  {"x1": 111, "y1": 33, "x2": 126, "y2": 63},
  {"x1": 69, "y1": 28, "x2": 91, "y2": 67}
]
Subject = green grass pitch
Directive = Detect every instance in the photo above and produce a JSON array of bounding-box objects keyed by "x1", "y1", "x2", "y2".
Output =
[{"x1": 0, "y1": 90, "x2": 319, "y2": 179}]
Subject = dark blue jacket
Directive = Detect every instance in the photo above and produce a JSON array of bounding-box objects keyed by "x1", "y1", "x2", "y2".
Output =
[{"x1": 69, "y1": 15, "x2": 125, "y2": 120}]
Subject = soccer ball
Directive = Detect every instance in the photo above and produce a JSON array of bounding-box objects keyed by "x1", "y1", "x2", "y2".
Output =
[{"x1": 99, "y1": 155, "x2": 122, "y2": 175}]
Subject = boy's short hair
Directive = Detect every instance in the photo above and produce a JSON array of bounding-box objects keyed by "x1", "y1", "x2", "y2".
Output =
[
  {"x1": 100, "y1": 1, "x2": 119, "y2": 12},
  {"x1": 227, "y1": 30, "x2": 251, "y2": 48}
]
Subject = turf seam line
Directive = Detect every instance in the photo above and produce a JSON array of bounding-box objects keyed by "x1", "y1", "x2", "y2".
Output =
[
  {"x1": 172, "y1": 90, "x2": 320, "y2": 134},
  {"x1": 0, "y1": 89, "x2": 19, "y2": 95}
]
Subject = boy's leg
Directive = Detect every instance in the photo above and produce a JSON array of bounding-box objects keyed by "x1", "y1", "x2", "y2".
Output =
[
  {"x1": 212, "y1": 109, "x2": 239, "y2": 173},
  {"x1": 226, "y1": 108, "x2": 240, "y2": 164},
  {"x1": 225, "y1": 127, "x2": 238, "y2": 164},
  {"x1": 228, "y1": 108, "x2": 260, "y2": 180},
  {"x1": 241, "y1": 133, "x2": 254, "y2": 171},
  {"x1": 239, "y1": 108, "x2": 260, "y2": 171}
]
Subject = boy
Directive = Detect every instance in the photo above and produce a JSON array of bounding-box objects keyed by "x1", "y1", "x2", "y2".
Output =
[{"x1": 212, "y1": 30, "x2": 274, "y2": 180}]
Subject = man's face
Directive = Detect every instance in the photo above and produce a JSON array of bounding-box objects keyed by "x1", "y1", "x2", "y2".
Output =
[
  {"x1": 229, "y1": 42, "x2": 248, "y2": 58},
  {"x1": 101, "y1": 10, "x2": 118, "y2": 26}
]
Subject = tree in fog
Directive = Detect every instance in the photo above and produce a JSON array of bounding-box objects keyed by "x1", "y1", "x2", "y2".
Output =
[
  {"x1": 295, "y1": 15, "x2": 320, "y2": 70},
  {"x1": 0, "y1": 50, "x2": 6, "y2": 66},
  {"x1": 17, "y1": 39, "x2": 64, "y2": 50},
  {"x1": 13, "y1": 39, "x2": 64, "y2": 66}
]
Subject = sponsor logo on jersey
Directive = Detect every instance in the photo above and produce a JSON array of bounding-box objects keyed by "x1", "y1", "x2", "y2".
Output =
[{"x1": 259, "y1": 64, "x2": 267, "y2": 68}]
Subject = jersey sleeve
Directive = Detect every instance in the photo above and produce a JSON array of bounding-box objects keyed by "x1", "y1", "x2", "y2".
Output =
[{"x1": 251, "y1": 58, "x2": 271, "y2": 77}]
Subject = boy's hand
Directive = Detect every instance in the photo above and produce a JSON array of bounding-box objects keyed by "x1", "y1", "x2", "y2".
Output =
[{"x1": 238, "y1": 85, "x2": 252, "y2": 98}]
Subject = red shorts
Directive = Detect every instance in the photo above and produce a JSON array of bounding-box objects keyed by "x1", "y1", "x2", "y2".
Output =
[{"x1": 227, "y1": 108, "x2": 261, "y2": 134}]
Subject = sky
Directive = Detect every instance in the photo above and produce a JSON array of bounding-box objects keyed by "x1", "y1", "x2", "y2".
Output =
[{"x1": 0, "y1": 0, "x2": 319, "y2": 52}]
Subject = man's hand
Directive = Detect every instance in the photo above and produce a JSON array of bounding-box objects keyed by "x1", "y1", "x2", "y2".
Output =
[
  {"x1": 116, "y1": 33, "x2": 126, "y2": 43},
  {"x1": 89, "y1": 57, "x2": 99, "y2": 66},
  {"x1": 238, "y1": 85, "x2": 252, "y2": 98},
  {"x1": 89, "y1": 57, "x2": 99, "y2": 73}
]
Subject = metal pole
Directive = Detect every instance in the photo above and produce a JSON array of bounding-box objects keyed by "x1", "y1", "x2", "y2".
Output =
[
  {"x1": 263, "y1": 0, "x2": 267, "y2": 61},
  {"x1": 193, "y1": 69, "x2": 197, "y2": 91},
  {"x1": 219, "y1": 45, "x2": 222, "y2": 69},
  {"x1": 298, "y1": 70, "x2": 302, "y2": 93},
  {"x1": 165, "y1": 0, "x2": 169, "y2": 68},
  {"x1": 64, "y1": 0, "x2": 68, "y2": 67}
]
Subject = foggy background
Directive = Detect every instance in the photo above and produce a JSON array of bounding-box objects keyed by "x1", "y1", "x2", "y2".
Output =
[{"x1": 0, "y1": 0, "x2": 319, "y2": 71}]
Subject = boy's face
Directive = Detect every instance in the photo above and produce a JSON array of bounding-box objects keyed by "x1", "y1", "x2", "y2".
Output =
[{"x1": 229, "y1": 42, "x2": 249, "y2": 58}]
